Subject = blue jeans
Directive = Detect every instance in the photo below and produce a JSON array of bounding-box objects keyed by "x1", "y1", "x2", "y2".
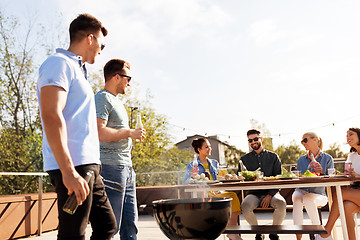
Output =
[{"x1": 101, "y1": 164, "x2": 138, "y2": 240}]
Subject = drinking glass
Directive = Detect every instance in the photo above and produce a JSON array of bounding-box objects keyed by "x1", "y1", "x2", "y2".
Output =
[
  {"x1": 345, "y1": 162, "x2": 352, "y2": 176},
  {"x1": 292, "y1": 170, "x2": 301, "y2": 178},
  {"x1": 328, "y1": 168, "x2": 336, "y2": 177},
  {"x1": 256, "y1": 171, "x2": 264, "y2": 181}
]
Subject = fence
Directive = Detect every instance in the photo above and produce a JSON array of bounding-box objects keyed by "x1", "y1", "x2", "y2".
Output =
[{"x1": 0, "y1": 172, "x2": 49, "y2": 238}]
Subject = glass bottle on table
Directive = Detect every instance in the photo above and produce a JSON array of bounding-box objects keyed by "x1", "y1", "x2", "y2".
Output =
[
  {"x1": 239, "y1": 160, "x2": 247, "y2": 171},
  {"x1": 238, "y1": 160, "x2": 247, "y2": 178}
]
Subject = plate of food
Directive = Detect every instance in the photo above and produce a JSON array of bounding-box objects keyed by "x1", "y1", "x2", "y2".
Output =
[
  {"x1": 218, "y1": 173, "x2": 244, "y2": 182},
  {"x1": 300, "y1": 170, "x2": 321, "y2": 178},
  {"x1": 239, "y1": 171, "x2": 258, "y2": 181},
  {"x1": 274, "y1": 171, "x2": 298, "y2": 180},
  {"x1": 264, "y1": 176, "x2": 279, "y2": 180},
  {"x1": 219, "y1": 179, "x2": 243, "y2": 183}
]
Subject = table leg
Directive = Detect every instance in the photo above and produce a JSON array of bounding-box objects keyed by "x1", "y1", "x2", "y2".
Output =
[
  {"x1": 335, "y1": 185, "x2": 348, "y2": 240},
  {"x1": 327, "y1": 186, "x2": 338, "y2": 240}
]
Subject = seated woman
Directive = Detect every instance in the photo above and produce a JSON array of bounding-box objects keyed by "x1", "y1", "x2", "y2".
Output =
[
  {"x1": 183, "y1": 137, "x2": 242, "y2": 240},
  {"x1": 318, "y1": 128, "x2": 360, "y2": 240},
  {"x1": 292, "y1": 132, "x2": 334, "y2": 240}
]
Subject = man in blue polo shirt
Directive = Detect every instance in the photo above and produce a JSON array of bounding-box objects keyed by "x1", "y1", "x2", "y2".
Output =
[{"x1": 37, "y1": 14, "x2": 116, "y2": 240}]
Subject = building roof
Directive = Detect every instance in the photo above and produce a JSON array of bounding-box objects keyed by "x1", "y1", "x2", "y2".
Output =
[{"x1": 175, "y1": 134, "x2": 231, "y2": 147}]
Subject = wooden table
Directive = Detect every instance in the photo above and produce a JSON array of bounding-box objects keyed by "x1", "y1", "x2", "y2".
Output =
[{"x1": 184, "y1": 176, "x2": 359, "y2": 240}]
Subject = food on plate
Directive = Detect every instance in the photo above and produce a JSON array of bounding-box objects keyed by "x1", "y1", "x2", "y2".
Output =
[
  {"x1": 240, "y1": 171, "x2": 257, "y2": 181},
  {"x1": 189, "y1": 173, "x2": 210, "y2": 183},
  {"x1": 302, "y1": 170, "x2": 319, "y2": 177},
  {"x1": 219, "y1": 173, "x2": 244, "y2": 181},
  {"x1": 279, "y1": 172, "x2": 297, "y2": 178},
  {"x1": 264, "y1": 176, "x2": 279, "y2": 180}
]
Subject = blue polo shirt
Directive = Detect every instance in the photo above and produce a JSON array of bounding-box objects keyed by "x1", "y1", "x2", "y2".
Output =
[{"x1": 37, "y1": 48, "x2": 100, "y2": 171}]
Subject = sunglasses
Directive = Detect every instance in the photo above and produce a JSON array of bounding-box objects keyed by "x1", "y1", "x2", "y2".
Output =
[
  {"x1": 91, "y1": 34, "x2": 105, "y2": 51},
  {"x1": 114, "y1": 73, "x2": 132, "y2": 82},
  {"x1": 248, "y1": 137, "x2": 260, "y2": 143},
  {"x1": 301, "y1": 137, "x2": 314, "y2": 144}
]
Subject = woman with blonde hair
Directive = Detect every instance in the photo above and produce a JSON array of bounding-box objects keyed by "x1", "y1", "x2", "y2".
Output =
[{"x1": 292, "y1": 132, "x2": 334, "y2": 240}]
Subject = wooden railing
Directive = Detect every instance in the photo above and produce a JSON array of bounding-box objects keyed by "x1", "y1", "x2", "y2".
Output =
[{"x1": 0, "y1": 172, "x2": 58, "y2": 239}]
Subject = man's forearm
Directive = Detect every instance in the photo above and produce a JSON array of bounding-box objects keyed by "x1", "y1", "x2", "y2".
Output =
[{"x1": 98, "y1": 127, "x2": 132, "y2": 142}]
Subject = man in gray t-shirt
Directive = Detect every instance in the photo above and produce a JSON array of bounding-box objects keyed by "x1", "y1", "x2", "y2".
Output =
[{"x1": 95, "y1": 59, "x2": 146, "y2": 240}]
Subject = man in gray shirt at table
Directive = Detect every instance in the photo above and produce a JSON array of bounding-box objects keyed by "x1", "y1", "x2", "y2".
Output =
[{"x1": 238, "y1": 129, "x2": 286, "y2": 240}]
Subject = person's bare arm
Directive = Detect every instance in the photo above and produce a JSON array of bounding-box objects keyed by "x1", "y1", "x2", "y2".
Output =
[
  {"x1": 260, "y1": 194, "x2": 272, "y2": 208},
  {"x1": 96, "y1": 118, "x2": 145, "y2": 142},
  {"x1": 40, "y1": 86, "x2": 89, "y2": 205}
]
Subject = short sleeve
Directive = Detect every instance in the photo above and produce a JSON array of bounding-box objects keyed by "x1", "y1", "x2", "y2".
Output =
[
  {"x1": 95, "y1": 92, "x2": 113, "y2": 121},
  {"x1": 38, "y1": 56, "x2": 72, "y2": 92}
]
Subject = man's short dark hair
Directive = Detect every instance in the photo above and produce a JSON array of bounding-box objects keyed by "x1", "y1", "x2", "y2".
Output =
[
  {"x1": 104, "y1": 59, "x2": 130, "y2": 82},
  {"x1": 69, "y1": 13, "x2": 108, "y2": 43},
  {"x1": 247, "y1": 129, "x2": 261, "y2": 136}
]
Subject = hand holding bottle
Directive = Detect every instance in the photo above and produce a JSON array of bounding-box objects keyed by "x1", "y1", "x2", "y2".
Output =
[
  {"x1": 63, "y1": 171, "x2": 94, "y2": 215},
  {"x1": 191, "y1": 154, "x2": 199, "y2": 178},
  {"x1": 309, "y1": 153, "x2": 322, "y2": 173},
  {"x1": 135, "y1": 111, "x2": 146, "y2": 142}
]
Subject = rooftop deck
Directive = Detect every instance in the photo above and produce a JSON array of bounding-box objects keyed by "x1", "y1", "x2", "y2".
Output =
[{"x1": 19, "y1": 210, "x2": 350, "y2": 240}]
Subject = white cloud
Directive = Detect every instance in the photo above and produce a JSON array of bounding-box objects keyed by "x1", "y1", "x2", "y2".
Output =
[
  {"x1": 152, "y1": 69, "x2": 178, "y2": 91},
  {"x1": 57, "y1": 0, "x2": 233, "y2": 51},
  {"x1": 248, "y1": 19, "x2": 287, "y2": 46}
]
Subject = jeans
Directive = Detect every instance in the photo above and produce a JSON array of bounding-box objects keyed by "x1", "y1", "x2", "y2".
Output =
[
  {"x1": 292, "y1": 190, "x2": 328, "y2": 225},
  {"x1": 48, "y1": 164, "x2": 116, "y2": 240},
  {"x1": 241, "y1": 193, "x2": 286, "y2": 225},
  {"x1": 101, "y1": 164, "x2": 138, "y2": 240}
]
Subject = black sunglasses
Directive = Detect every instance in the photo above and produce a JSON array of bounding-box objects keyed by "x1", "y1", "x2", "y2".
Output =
[
  {"x1": 114, "y1": 73, "x2": 132, "y2": 82},
  {"x1": 301, "y1": 137, "x2": 314, "y2": 144},
  {"x1": 91, "y1": 35, "x2": 105, "y2": 51},
  {"x1": 248, "y1": 137, "x2": 260, "y2": 143}
]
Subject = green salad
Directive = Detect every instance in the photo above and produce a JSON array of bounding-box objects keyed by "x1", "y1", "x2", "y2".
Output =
[{"x1": 240, "y1": 171, "x2": 257, "y2": 181}]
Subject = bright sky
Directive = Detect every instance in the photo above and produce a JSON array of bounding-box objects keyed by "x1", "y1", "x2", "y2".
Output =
[{"x1": 2, "y1": 0, "x2": 360, "y2": 153}]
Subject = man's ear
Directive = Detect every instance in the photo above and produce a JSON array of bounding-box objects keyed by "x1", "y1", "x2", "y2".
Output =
[{"x1": 87, "y1": 34, "x2": 94, "y2": 46}]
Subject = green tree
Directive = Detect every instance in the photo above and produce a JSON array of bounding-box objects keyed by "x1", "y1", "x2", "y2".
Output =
[
  {"x1": 0, "y1": 128, "x2": 50, "y2": 194},
  {"x1": 0, "y1": 11, "x2": 57, "y2": 195},
  {"x1": 131, "y1": 105, "x2": 191, "y2": 186},
  {"x1": 0, "y1": 11, "x2": 40, "y2": 133},
  {"x1": 275, "y1": 140, "x2": 306, "y2": 165},
  {"x1": 224, "y1": 145, "x2": 246, "y2": 170},
  {"x1": 324, "y1": 142, "x2": 346, "y2": 159}
]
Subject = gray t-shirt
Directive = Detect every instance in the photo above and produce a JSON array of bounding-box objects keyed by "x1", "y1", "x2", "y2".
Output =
[{"x1": 95, "y1": 89, "x2": 132, "y2": 166}]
